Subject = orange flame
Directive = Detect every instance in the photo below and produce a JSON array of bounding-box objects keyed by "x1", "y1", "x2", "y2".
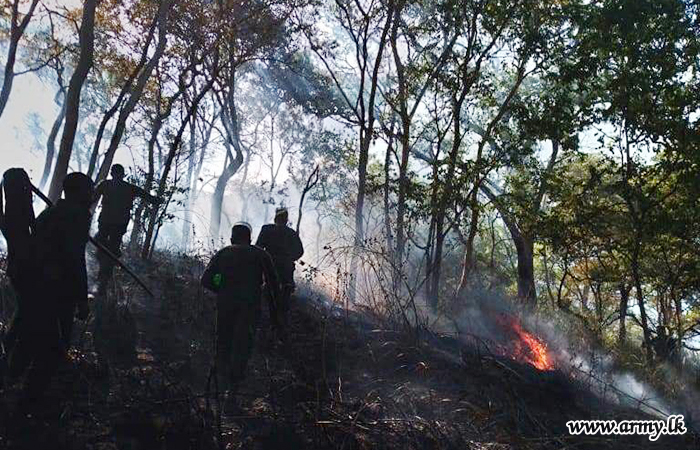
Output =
[{"x1": 495, "y1": 314, "x2": 554, "y2": 371}]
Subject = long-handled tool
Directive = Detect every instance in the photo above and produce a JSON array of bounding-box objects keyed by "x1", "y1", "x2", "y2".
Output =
[{"x1": 29, "y1": 183, "x2": 155, "y2": 298}]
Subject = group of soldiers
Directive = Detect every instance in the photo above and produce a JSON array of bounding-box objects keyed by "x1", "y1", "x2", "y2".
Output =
[
  {"x1": 1, "y1": 169, "x2": 93, "y2": 415},
  {"x1": 1, "y1": 164, "x2": 304, "y2": 417}
]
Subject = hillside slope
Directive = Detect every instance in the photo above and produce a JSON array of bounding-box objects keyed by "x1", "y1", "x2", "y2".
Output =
[{"x1": 1, "y1": 252, "x2": 698, "y2": 449}]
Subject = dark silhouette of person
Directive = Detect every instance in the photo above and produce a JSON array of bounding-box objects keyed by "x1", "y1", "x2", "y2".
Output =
[
  {"x1": 255, "y1": 207, "x2": 304, "y2": 329},
  {"x1": 0, "y1": 168, "x2": 37, "y2": 384},
  {"x1": 201, "y1": 222, "x2": 279, "y2": 399},
  {"x1": 8, "y1": 172, "x2": 93, "y2": 412},
  {"x1": 92, "y1": 164, "x2": 159, "y2": 291}
]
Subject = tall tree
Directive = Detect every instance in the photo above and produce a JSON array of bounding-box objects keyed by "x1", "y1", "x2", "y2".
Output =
[
  {"x1": 455, "y1": 0, "x2": 570, "y2": 298},
  {"x1": 48, "y1": 0, "x2": 100, "y2": 201},
  {"x1": 385, "y1": 0, "x2": 459, "y2": 277},
  {"x1": 206, "y1": 0, "x2": 293, "y2": 240},
  {"x1": 564, "y1": 0, "x2": 699, "y2": 360},
  {"x1": 39, "y1": 56, "x2": 67, "y2": 189},
  {"x1": 85, "y1": 0, "x2": 165, "y2": 177},
  {"x1": 303, "y1": 0, "x2": 397, "y2": 299},
  {"x1": 209, "y1": 82, "x2": 245, "y2": 241},
  {"x1": 93, "y1": 0, "x2": 174, "y2": 183},
  {"x1": 0, "y1": 0, "x2": 40, "y2": 119}
]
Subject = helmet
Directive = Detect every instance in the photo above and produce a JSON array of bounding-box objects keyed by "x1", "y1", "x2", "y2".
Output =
[
  {"x1": 232, "y1": 221, "x2": 252, "y2": 234},
  {"x1": 231, "y1": 221, "x2": 252, "y2": 243}
]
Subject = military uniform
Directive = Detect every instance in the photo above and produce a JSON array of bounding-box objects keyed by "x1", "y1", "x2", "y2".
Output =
[
  {"x1": 93, "y1": 177, "x2": 155, "y2": 286},
  {"x1": 201, "y1": 243, "x2": 279, "y2": 388},
  {"x1": 94, "y1": 178, "x2": 154, "y2": 254},
  {"x1": 9, "y1": 174, "x2": 92, "y2": 405},
  {"x1": 255, "y1": 223, "x2": 304, "y2": 325},
  {"x1": 34, "y1": 198, "x2": 91, "y2": 349}
]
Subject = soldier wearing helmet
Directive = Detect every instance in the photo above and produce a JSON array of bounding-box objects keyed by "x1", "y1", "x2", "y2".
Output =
[{"x1": 255, "y1": 207, "x2": 304, "y2": 331}]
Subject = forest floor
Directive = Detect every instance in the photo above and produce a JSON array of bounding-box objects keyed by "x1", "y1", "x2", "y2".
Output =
[{"x1": 0, "y1": 251, "x2": 698, "y2": 449}]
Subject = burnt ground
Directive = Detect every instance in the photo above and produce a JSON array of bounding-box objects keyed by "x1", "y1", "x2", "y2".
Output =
[{"x1": 1, "y1": 251, "x2": 699, "y2": 450}]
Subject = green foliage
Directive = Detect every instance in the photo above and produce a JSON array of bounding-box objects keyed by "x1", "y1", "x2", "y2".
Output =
[{"x1": 3, "y1": 0, "x2": 700, "y2": 387}]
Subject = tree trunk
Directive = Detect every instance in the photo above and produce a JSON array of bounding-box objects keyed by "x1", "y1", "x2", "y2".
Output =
[
  {"x1": 86, "y1": 5, "x2": 163, "y2": 178},
  {"x1": 458, "y1": 186, "x2": 481, "y2": 295},
  {"x1": 673, "y1": 294, "x2": 683, "y2": 359},
  {"x1": 514, "y1": 234, "x2": 536, "y2": 305},
  {"x1": 87, "y1": 106, "x2": 117, "y2": 178},
  {"x1": 457, "y1": 61, "x2": 528, "y2": 296},
  {"x1": 209, "y1": 93, "x2": 243, "y2": 240},
  {"x1": 297, "y1": 165, "x2": 320, "y2": 232},
  {"x1": 349, "y1": 126, "x2": 370, "y2": 298},
  {"x1": 209, "y1": 56, "x2": 249, "y2": 240},
  {"x1": 429, "y1": 214, "x2": 447, "y2": 309},
  {"x1": 632, "y1": 243, "x2": 654, "y2": 363},
  {"x1": 181, "y1": 113, "x2": 197, "y2": 250},
  {"x1": 426, "y1": 160, "x2": 446, "y2": 309},
  {"x1": 191, "y1": 107, "x2": 218, "y2": 201},
  {"x1": 0, "y1": 0, "x2": 40, "y2": 120},
  {"x1": 132, "y1": 80, "x2": 190, "y2": 253},
  {"x1": 263, "y1": 114, "x2": 275, "y2": 223},
  {"x1": 130, "y1": 131, "x2": 161, "y2": 252},
  {"x1": 480, "y1": 183, "x2": 538, "y2": 306},
  {"x1": 240, "y1": 145, "x2": 252, "y2": 220},
  {"x1": 315, "y1": 207, "x2": 323, "y2": 262},
  {"x1": 40, "y1": 91, "x2": 67, "y2": 190},
  {"x1": 209, "y1": 165, "x2": 228, "y2": 242},
  {"x1": 48, "y1": 0, "x2": 100, "y2": 201},
  {"x1": 142, "y1": 73, "x2": 215, "y2": 259},
  {"x1": 348, "y1": 4, "x2": 395, "y2": 302},
  {"x1": 428, "y1": 92, "x2": 467, "y2": 309},
  {"x1": 390, "y1": 4, "x2": 410, "y2": 270},
  {"x1": 618, "y1": 283, "x2": 630, "y2": 346},
  {"x1": 383, "y1": 135, "x2": 394, "y2": 253},
  {"x1": 423, "y1": 146, "x2": 440, "y2": 304},
  {"x1": 209, "y1": 141, "x2": 244, "y2": 240},
  {"x1": 394, "y1": 128, "x2": 410, "y2": 269},
  {"x1": 177, "y1": 110, "x2": 217, "y2": 245},
  {"x1": 95, "y1": 0, "x2": 173, "y2": 185},
  {"x1": 390, "y1": 0, "x2": 456, "y2": 274}
]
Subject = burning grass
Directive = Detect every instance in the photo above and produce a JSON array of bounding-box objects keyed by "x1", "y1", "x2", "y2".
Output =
[{"x1": 493, "y1": 314, "x2": 555, "y2": 372}]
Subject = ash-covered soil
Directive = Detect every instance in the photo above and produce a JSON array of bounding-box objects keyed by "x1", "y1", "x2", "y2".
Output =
[{"x1": 1, "y1": 252, "x2": 698, "y2": 449}]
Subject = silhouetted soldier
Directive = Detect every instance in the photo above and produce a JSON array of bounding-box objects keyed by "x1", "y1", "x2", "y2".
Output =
[
  {"x1": 93, "y1": 164, "x2": 159, "y2": 291},
  {"x1": 255, "y1": 207, "x2": 304, "y2": 330},
  {"x1": 201, "y1": 222, "x2": 279, "y2": 399},
  {"x1": 0, "y1": 169, "x2": 37, "y2": 384},
  {"x1": 8, "y1": 172, "x2": 92, "y2": 410}
]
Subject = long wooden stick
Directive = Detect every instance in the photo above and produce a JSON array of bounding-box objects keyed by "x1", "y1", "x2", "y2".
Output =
[{"x1": 29, "y1": 183, "x2": 155, "y2": 298}]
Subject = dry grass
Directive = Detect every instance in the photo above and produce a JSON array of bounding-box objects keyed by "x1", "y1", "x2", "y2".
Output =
[{"x1": 0, "y1": 250, "x2": 698, "y2": 449}]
